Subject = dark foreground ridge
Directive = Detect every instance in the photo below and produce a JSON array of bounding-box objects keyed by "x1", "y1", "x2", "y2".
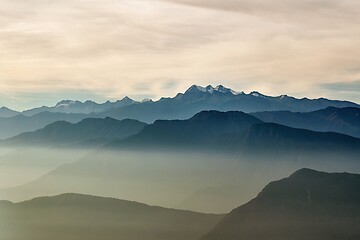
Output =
[
  {"x1": 202, "y1": 168, "x2": 360, "y2": 240},
  {"x1": 0, "y1": 193, "x2": 223, "y2": 240}
]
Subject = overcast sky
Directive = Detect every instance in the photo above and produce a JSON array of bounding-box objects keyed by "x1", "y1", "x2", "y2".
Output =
[{"x1": 1, "y1": 0, "x2": 359, "y2": 110}]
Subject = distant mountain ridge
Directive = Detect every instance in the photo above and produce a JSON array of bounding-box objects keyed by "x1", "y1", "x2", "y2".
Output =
[
  {"x1": 0, "y1": 107, "x2": 19, "y2": 118},
  {"x1": 6, "y1": 110, "x2": 360, "y2": 155},
  {"x1": 202, "y1": 168, "x2": 360, "y2": 240},
  {"x1": 0, "y1": 112, "x2": 90, "y2": 139},
  {"x1": 252, "y1": 107, "x2": 360, "y2": 138},
  {"x1": 99, "y1": 84, "x2": 360, "y2": 123},
  {"x1": 227, "y1": 122, "x2": 360, "y2": 154},
  {"x1": 0, "y1": 84, "x2": 359, "y2": 139},
  {"x1": 108, "y1": 110, "x2": 360, "y2": 156},
  {"x1": 2, "y1": 85, "x2": 359, "y2": 118},
  {"x1": 111, "y1": 111, "x2": 262, "y2": 149},
  {"x1": 22, "y1": 96, "x2": 137, "y2": 116},
  {"x1": 5, "y1": 117, "x2": 147, "y2": 147}
]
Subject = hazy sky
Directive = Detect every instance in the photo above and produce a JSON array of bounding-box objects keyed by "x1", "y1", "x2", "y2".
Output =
[{"x1": 1, "y1": 0, "x2": 359, "y2": 110}]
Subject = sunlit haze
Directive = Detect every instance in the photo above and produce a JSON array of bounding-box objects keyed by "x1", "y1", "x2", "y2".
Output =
[{"x1": 1, "y1": 0, "x2": 360, "y2": 110}]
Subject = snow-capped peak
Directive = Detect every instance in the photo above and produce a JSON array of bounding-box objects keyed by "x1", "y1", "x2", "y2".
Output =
[
  {"x1": 186, "y1": 85, "x2": 208, "y2": 93},
  {"x1": 214, "y1": 85, "x2": 227, "y2": 92},
  {"x1": 250, "y1": 91, "x2": 268, "y2": 98},
  {"x1": 141, "y1": 98, "x2": 152, "y2": 103},
  {"x1": 121, "y1": 96, "x2": 133, "y2": 101},
  {"x1": 205, "y1": 85, "x2": 214, "y2": 93},
  {"x1": 55, "y1": 100, "x2": 78, "y2": 108},
  {"x1": 231, "y1": 90, "x2": 244, "y2": 95},
  {"x1": 185, "y1": 84, "x2": 241, "y2": 95},
  {"x1": 214, "y1": 85, "x2": 243, "y2": 95},
  {"x1": 279, "y1": 95, "x2": 289, "y2": 99}
]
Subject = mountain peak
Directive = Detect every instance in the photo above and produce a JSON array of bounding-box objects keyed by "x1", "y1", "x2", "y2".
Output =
[
  {"x1": 55, "y1": 100, "x2": 79, "y2": 107},
  {"x1": 289, "y1": 168, "x2": 323, "y2": 178},
  {"x1": 256, "y1": 168, "x2": 360, "y2": 206},
  {"x1": 185, "y1": 84, "x2": 241, "y2": 95},
  {"x1": 141, "y1": 98, "x2": 152, "y2": 103},
  {"x1": 0, "y1": 106, "x2": 19, "y2": 118},
  {"x1": 214, "y1": 85, "x2": 228, "y2": 92},
  {"x1": 250, "y1": 91, "x2": 267, "y2": 98},
  {"x1": 121, "y1": 96, "x2": 133, "y2": 101},
  {"x1": 185, "y1": 85, "x2": 209, "y2": 93}
]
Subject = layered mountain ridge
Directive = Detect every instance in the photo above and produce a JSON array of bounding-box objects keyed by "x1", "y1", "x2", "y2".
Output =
[
  {"x1": 107, "y1": 110, "x2": 360, "y2": 156},
  {"x1": 0, "y1": 107, "x2": 19, "y2": 118},
  {"x1": 5, "y1": 117, "x2": 147, "y2": 147},
  {"x1": 4, "y1": 110, "x2": 360, "y2": 156},
  {"x1": 22, "y1": 96, "x2": 137, "y2": 116},
  {"x1": 252, "y1": 106, "x2": 360, "y2": 138},
  {"x1": 0, "y1": 85, "x2": 359, "y2": 139}
]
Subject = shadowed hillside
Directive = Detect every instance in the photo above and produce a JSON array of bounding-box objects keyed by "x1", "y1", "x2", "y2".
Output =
[
  {"x1": 252, "y1": 107, "x2": 360, "y2": 138},
  {"x1": 108, "y1": 111, "x2": 360, "y2": 157},
  {"x1": 202, "y1": 169, "x2": 360, "y2": 240},
  {"x1": 110, "y1": 110, "x2": 262, "y2": 149},
  {"x1": 0, "y1": 107, "x2": 19, "y2": 118},
  {"x1": 0, "y1": 112, "x2": 90, "y2": 139},
  {"x1": 0, "y1": 193, "x2": 223, "y2": 240},
  {"x1": 5, "y1": 118, "x2": 147, "y2": 147},
  {"x1": 224, "y1": 122, "x2": 360, "y2": 155}
]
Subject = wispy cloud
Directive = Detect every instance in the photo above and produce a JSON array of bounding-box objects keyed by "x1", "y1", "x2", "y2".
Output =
[
  {"x1": 321, "y1": 80, "x2": 360, "y2": 92},
  {"x1": 0, "y1": 0, "x2": 359, "y2": 109}
]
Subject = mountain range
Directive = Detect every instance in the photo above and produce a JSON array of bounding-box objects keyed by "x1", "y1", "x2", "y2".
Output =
[
  {"x1": 2, "y1": 110, "x2": 359, "y2": 209},
  {"x1": 0, "y1": 85, "x2": 359, "y2": 139},
  {"x1": 5, "y1": 118, "x2": 147, "y2": 147},
  {"x1": 22, "y1": 97, "x2": 136, "y2": 116},
  {"x1": 0, "y1": 107, "x2": 19, "y2": 118},
  {"x1": 202, "y1": 168, "x2": 360, "y2": 240},
  {"x1": 1, "y1": 84, "x2": 360, "y2": 239},
  {"x1": 108, "y1": 110, "x2": 360, "y2": 156},
  {"x1": 0, "y1": 193, "x2": 222, "y2": 240},
  {"x1": 5, "y1": 85, "x2": 359, "y2": 118},
  {"x1": 1, "y1": 169, "x2": 360, "y2": 240},
  {"x1": 98, "y1": 84, "x2": 360, "y2": 123},
  {"x1": 252, "y1": 106, "x2": 360, "y2": 138},
  {"x1": 0, "y1": 112, "x2": 90, "y2": 139},
  {"x1": 4, "y1": 110, "x2": 360, "y2": 157},
  {"x1": 109, "y1": 111, "x2": 262, "y2": 150}
]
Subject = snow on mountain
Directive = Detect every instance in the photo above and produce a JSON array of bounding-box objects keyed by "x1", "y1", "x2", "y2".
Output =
[
  {"x1": 185, "y1": 85, "x2": 242, "y2": 95},
  {"x1": 22, "y1": 97, "x2": 137, "y2": 116},
  {"x1": 55, "y1": 100, "x2": 81, "y2": 108}
]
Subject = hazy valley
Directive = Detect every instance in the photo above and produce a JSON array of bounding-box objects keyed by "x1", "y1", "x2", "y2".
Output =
[
  {"x1": 0, "y1": 85, "x2": 360, "y2": 239},
  {"x1": 2, "y1": 0, "x2": 360, "y2": 237}
]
